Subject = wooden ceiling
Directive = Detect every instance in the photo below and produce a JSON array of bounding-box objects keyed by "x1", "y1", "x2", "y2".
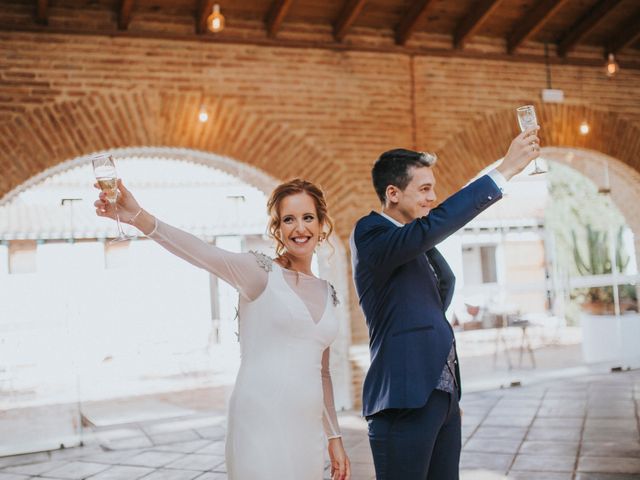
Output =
[{"x1": 2, "y1": 0, "x2": 640, "y2": 67}]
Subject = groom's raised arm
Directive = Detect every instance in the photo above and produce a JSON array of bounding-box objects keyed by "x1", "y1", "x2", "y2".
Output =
[{"x1": 354, "y1": 174, "x2": 502, "y2": 270}]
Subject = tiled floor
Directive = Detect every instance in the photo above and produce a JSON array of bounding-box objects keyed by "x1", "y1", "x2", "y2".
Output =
[{"x1": 1, "y1": 369, "x2": 638, "y2": 479}]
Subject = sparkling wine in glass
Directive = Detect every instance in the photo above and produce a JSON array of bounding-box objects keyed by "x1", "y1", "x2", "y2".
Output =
[
  {"x1": 92, "y1": 154, "x2": 134, "y2": 243},
  {"x1": 516, "y1": 105, "x2": 545, "y2": 175},
  {"x1": 97, "y1": 177, "x2": 118, "y2": 203}
]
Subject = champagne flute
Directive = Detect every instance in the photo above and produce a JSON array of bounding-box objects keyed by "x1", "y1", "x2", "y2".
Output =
[
  {"x1": 516, "y1": 105, "x2": 545, "y2": 175},
  {"x1": 92, "y1": 154, "x2": 135, "y2": 243}
]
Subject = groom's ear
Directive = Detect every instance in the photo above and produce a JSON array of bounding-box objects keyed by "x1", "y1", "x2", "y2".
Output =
[{"x1": 385, "y1": 185, "x2": 400, "y2": 205}]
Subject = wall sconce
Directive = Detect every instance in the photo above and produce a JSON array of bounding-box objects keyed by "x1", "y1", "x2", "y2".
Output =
[
  {"x1": 579, "y1": 121, "x2": 589, "y2": 135},
  {"x1": 207, "y1": 4, "x2": 225, "y2": 33},
  {"x1": 605, "y1": 53, "x2": 619, "y2": 78}
]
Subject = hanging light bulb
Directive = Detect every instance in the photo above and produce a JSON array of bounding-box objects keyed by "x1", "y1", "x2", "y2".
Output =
[
  {"x1": 198, "y1": 105, "x2": 208, "y2": 123},
  {"x1": 605, "y1": 53, "x2": 619, "y2": 78},
  {"x1": 579, "y1": 121, "x2": 589, "y2": 135},
  {"x1": 207, "y1": 4, "x2": 225, "y2": 33}
]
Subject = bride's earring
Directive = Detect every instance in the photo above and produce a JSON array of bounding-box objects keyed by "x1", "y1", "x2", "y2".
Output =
[{"x1": 315, "y1": 232, "x2": 326, "y2": 253}]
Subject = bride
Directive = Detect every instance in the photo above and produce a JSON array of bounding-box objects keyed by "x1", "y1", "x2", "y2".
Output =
[{"x1": 94, "y1": 177, "x2": 351, "y2": 480}]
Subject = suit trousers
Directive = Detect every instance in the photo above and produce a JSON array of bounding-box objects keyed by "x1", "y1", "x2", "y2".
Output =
[{"x1": 367, "y1": 389, "x2": 461, "y2": 480}]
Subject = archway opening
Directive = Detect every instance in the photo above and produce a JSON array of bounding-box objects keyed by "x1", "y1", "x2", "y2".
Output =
[
  {"x1": 431, "y1": 148, "x2": 639, "y2": 392},
  {"x1": 0, "y1": 148, "x2": 352, "y2": 456}
]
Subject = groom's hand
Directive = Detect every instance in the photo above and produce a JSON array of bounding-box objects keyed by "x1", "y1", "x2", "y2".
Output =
[{"x1": 496, "y1": 126, "x2": 541, "y2": 180}]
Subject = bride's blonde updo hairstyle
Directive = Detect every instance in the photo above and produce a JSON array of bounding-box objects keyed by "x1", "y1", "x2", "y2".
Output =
[{"x1": 267, "y1": 178, "x2": 334, "y2": 265}]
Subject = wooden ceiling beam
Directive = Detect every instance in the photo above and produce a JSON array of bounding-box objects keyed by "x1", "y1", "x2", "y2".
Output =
[
  {"x1": 507, "y1": 0, "x2": 569, "y2": 54},
  {"x1": 454, "y1": 0, "x2": 504, "y2": 49},
  {"x1": 608, "y1": 10, "x2": 640, "y2": 54},
  {"x1": 118, "y1": 0, "x2": 134, "y2": 30},
  {"x1": 557, "y1": 0, "x2": 623, "y2": 57},
  {"x1": 4, "y1": 22, "x2": 640, "y2": 70},
  {"x1": 334, "y1": 0, "x2": 367, "y2": 42},
  {"x1": 35, "y1": 0, "x2": 48, "y2": 25},
  {"x1": 395, "y1": 0, "x2": 437, "y2": 46},
  {"x1": 266, "y1": 0, "x2": 294, "y2": 38},
  {"x1": 196, "y1": 0, "x2": 215, "y2": 35}
]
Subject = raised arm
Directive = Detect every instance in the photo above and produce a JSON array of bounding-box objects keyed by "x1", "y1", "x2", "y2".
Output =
[
  {"x1": 147, "y1": 219, "x2": 267, "y2": 300},
  {"x1": 354, "y1": 174, "x2": 502, "y2": 270},
  {"x1": 94, "y1": 180, "x2": 267, "y2": 300},
  {"x1": 354, "y1": 126, "x2": 541, "y2": 271}
]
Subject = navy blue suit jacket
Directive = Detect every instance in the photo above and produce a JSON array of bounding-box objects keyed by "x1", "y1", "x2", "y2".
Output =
[{"x1": 350, "y1": 175, "x2": 502, "y2": 417}]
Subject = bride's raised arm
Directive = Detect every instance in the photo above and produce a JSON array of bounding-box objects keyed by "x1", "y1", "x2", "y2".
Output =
[{"x1": 94, "y1": 179, "x2": 268, "y2": 301}]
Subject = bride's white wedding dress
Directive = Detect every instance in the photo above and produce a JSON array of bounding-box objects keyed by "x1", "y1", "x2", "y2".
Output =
[{"x1": 148, "y1": 220, "x2": 342, "y2": 480}]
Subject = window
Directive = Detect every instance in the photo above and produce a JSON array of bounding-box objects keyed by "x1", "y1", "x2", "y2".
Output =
[
  {"x1": 480, "y1": 245, "x2": 498, "y2": 283},
  {"x1": 462, "y1": 244, "x2": 497, "y2": 285}
]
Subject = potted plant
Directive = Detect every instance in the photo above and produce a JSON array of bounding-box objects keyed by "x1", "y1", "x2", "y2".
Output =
[{"x1": 572, "y1": 224, "x2": 639, "y2": 364}]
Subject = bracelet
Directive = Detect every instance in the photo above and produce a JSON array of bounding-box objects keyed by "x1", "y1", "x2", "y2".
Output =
[{"x1": 129, "y1": 208, "x2": 144, "y2": 225}]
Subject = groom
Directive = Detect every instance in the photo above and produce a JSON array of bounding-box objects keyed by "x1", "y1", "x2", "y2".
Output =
[{"x1": 350, "y1": 127, "x2": 540, "y2": 479}]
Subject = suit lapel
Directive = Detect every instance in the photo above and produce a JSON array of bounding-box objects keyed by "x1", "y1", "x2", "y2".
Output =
[
  {"x1": 423, "y1": 253, "x2": 442, "y2": 302},
  {"x1": 426, "y1": 248, "x2": 455, "y2": 311},
  {"x1": 373, "y1": 212, "x2": 456, "y2": 310}
]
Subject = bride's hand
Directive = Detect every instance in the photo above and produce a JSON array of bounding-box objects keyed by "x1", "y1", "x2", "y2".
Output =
[
  {"x1": 94, "y1": 179, "x2": 141, "y2": 224},
  {"x1": 328, "y1": 437, "x2": 351, "y2": 480}
]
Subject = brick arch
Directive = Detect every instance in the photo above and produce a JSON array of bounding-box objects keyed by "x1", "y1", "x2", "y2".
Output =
[
  {"x1": 0, "y1": 91, "x2": 350, "y2": 233},
  {"x1": 0, "y1": 147, "x2": 282, "y2": 207},
  {"x1": 434, "y1": 104, "x2": 640, "y2": 196}
]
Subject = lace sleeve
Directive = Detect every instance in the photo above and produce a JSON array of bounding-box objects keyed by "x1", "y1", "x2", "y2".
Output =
[
  {"x1": 321, "y1": 347, "x2": 342, "y2": 439},
  {"x1": 148, "y1": 219, "x2": 268, "y2": 301}
]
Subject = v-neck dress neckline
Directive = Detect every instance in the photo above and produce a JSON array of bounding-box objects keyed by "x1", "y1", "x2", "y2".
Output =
[{"x1": 275, "y1": 263, "x2": 330, "y2": 325}]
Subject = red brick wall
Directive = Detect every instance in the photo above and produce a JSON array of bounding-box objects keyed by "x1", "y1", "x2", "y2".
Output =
[{"x1": 1, "y1": 30, "x2": 640, "y2": 345}]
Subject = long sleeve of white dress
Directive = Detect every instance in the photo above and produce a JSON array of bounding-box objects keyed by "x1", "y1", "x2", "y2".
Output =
[
  {"x1": 147, "y1": 218, "x2": 341, "y2": 439},
  {"x1": 321, "y1": 347, "x2": 342, "y2": 439},
  {"x1": 148, "y1": 219, "x2": 267, "y2": 301}
]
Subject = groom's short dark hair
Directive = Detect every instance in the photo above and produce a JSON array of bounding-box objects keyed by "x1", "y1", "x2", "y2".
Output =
[{"x1": 372, "y1": 149, "x2": 437, "y2": 204}]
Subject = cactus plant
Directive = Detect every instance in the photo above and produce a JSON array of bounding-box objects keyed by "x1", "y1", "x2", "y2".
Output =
[
  {"x1": 571, "y1": 225, "x2": 631, "y2": 313},
  {"x1": 615, "y1": 227, "x2": 630, "y2": 273},
  {"x1": 572, "y1": 225, "x2": 610, "y2": 276}
]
